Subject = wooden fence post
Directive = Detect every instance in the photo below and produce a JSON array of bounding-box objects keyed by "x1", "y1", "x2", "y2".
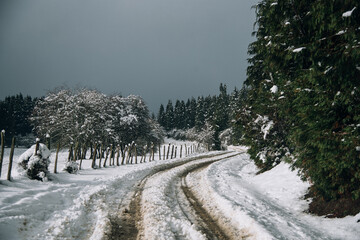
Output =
[
  {"x1": 121, "y1": 145, "x2": 127, "y2": 165},
  {"x1": 0, "y1": 130, "x2": 5, "y2": 178},
  {"x1": 158, "y1": 144, "x2": 161, "y2": 160},
  {"x1": 163, "y1": 145, "x2": 166, "y2": 160},
  {"x1": 126, "y1": 144, "x2": 131, "y2": 164},
  {"x1": 108, "y1": 144, "x2": 113, "y2": 166},
  {"x1": 35, "y1": 138, "x2": 40, "y2": 155},
  {"x1": 144, "y1": 144, "x2": 148, "y2": 162},
  {"x1": 130, "y1": 143, "x2": 134, "y2": 164},
  {"x1": 120, "y1": 143, "x2": 125, "y2": 165},
  {"x1": 54, "y1": 143, "x2": 60, "y2": 173},
  {"x1": 116, "y1": 145, "x2": 120, "y2": 166},
  {"x1": 7, "y1": 137, "x2": 15, "y2": 181},
  {"x1": 134, "y1": 144, "x2": 137, "y2": 164},
  {"x1": 151, "y1": 142, "x2": 154, "y2": 161},
  {"x1": 46, "y1": 134, "x2": 50, "y2": 150},
  {"x1": 112, "y1": 144, "x2": 115, "y2": 166},
  {"x1": 140, "y1": 146, "x2": 145, "y2": 163},
  {"x1": 171, "y1": 145, "x2": 174, "y2": 159},
  {"x1": 166, "y1": 144, "x2": 171, "y2": 159}
]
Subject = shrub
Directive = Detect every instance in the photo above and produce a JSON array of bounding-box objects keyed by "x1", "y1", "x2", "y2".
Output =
[{"x1": 18, "y1": 143, "x2": 51, "y2": 181}]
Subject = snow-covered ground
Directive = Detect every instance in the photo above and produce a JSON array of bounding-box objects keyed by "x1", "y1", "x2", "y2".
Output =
[
  {"x1": 190, "y1": 153, "x2": 360, "y2": 239},
  {"x1": 0, "y1": 142, "x2": 359, "y2": 239}
]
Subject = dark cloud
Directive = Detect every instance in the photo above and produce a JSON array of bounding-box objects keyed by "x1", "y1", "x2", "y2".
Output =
[{"x1": 0, "y1": 0, "x2": 258, "y2": 112}]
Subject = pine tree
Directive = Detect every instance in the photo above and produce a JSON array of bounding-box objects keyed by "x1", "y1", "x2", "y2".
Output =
[
  {"x1": 243, "y1": 0, "x2": 360, "y2": 202},
  {"x1": 164, "y1": 100, "x2": 174, "y2": 131}
]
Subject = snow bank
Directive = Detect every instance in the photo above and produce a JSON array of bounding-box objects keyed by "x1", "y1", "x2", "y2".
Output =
[{"x1": 199, "y1": 153, "x2": 360, "y2": 239}]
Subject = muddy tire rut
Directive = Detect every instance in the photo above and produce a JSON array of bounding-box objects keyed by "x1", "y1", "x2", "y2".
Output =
[{"x1": 179, "y1": 163, "x2": 230, "y2": 240}]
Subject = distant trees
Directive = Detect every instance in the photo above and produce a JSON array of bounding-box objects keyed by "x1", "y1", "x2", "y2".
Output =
[
  {"x1": 157, "y1": 83, "x2": 247, "y2": 150},
  {"x1": 30, "y1": 88, "x2": 163, "y2": 149},
  {"x1": 0, "y1": 94, "x2": 37, "y2": 145}
]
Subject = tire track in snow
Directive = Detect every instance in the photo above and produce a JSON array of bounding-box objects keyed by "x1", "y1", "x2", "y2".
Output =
[
  {"x1": 108, "y1": 152, "x2": 230, "y2": 240},
  {"x1": 138, "y1": 152, "x2": 241, "y2": 239},
  {"x1": 179, "y1": 164, "x2": 229, "y2": 240}
]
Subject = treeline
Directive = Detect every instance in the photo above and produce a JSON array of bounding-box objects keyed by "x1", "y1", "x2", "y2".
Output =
[
  {"x1": 0, "y1": 89, "x2": 164, "y2": 152},
  {"x1": 0, "y1": 94, "x2": 37, "y2": 146},
  {"x1": 236, "y1": 0, "x2": 360, "y2": 212},
  {"x1": 157, "y1": 83, "x2": 246, "y2": 150}
]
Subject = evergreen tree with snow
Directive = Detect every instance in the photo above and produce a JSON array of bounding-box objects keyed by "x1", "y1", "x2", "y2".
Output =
[{"x1": 241, "y1": 0, "x2": 360, "y2": 205}]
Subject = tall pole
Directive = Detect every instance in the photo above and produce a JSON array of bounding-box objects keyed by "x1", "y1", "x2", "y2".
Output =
[
  {"x1": 7, "y1": 137, "x2": 15, "y2": 181},
  {"x1": 0, "y1": 130, "x2": 5, "y2": 178}
]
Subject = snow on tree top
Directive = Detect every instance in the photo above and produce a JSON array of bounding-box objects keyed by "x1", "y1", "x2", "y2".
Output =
[
  {"x1": 342, "y1": 7, "x2": 356, "y2": 17},
  {"x1": 270, "y1": 85, "x2": 278, "y2": 94},
  {"x1": 293, "y1": 47, "x2": 305, "y2": 53},
  {"x1": 18, "y1": 143, "x2": 51, "y2": 163}
]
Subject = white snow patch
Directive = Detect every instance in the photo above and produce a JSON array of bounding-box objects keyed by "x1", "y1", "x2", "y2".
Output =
[
  {"x1": 324, "y1": 66, "x2": 333, "y2": 74},
  {"x1": 336, "y1": 30, "x2": 346, "y2": 35},
  {"x1": 293, "y1": 47, "x2": 306, "y2": 53},
  {"x1": 199, "y1": 153, "x2": 360, "y2": 239},
  {"x1": 270, "y1": 85, "x2": 278, "y2": 94},
  {"x1": 342, "y1": 7, "x2": 356, "y2": 17},
  {"x1": 261, "y1": 120, "x2": 274, "y2": 140}
]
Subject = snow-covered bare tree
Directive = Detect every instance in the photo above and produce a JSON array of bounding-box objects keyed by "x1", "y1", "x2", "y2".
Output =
[{"x1": 30, "y1": 88, "x2": 164, "y2": 149}]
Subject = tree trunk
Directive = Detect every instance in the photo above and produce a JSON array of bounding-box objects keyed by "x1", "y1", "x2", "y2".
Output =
[{"x1": 91, "y1": 143, "x2": 97, "y2": 169}]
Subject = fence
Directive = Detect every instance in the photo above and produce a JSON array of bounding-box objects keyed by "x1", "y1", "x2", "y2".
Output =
[{"x1": 0, "y1": 131, "x2": 202, "y2": 181}]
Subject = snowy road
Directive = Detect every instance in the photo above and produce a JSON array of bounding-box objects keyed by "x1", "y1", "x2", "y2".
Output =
[
  {"x1": 105, "y1": 151, "x2": 237, "y2": 239},
  {"x1": 1, "y1": 148, "x2": 359, "y2": 239}
]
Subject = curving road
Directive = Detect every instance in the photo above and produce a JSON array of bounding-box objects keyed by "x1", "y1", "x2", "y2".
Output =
[
  {"x1": 105, "y1": 151, "x2": 333, "y2": 240},
  {"x1": 109, "y1": 152, "x2": 239, "y2": 239}
]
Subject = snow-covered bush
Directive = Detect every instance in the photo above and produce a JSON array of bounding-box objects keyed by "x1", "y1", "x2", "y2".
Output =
[
  {"x1": 196, "y1": 122, "x2": 215, "y2": 150},
  {"x1": 166, "y1": 128, "x2": 187, "y2": 140},
  {"x1": 63, "y1": 161, "x2": 79, "y2": 174},
  {"x1": 18, "y1": 143, "x2": 51, "y2": 181},
  {"x1": 219, "y1": 128, "x2": 233, "y2": 149},
  {"x1": 184, "y1": 127, "x2": 198, "y2": 141}
]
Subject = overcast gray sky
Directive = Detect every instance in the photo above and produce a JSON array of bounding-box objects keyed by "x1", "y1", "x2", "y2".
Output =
[{"x1": 0, "y1": 0, "x2": 258, "y2": 113}]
